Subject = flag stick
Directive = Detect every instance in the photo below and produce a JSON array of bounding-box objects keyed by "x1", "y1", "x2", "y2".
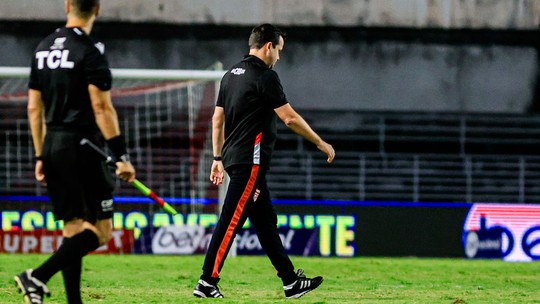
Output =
[{"x1": 80, "y1": 138, "x2": 178, "y2": 216}]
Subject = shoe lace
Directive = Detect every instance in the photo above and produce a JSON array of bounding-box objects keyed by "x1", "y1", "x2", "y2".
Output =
[{"x1": 295, "y1": 269, "x2": 306, "y2": 278}]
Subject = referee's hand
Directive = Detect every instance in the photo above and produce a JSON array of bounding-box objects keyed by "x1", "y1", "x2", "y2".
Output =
[
  {"x1": 116, "y1": 161, "x2": 136, "y2": 183},
  {"x1": 35, "y1": 159, "x2": 47, "y2": 186}
]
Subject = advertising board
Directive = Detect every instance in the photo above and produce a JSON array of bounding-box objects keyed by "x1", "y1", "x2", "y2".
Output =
[{"x1": 463, "y1": 204, "x2": 540, "y2": 261}]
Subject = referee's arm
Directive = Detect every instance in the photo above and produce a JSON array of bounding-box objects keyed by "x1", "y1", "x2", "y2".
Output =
[
  {"x1": 89, "y1": 84, "x2": 136, "y2": 182},
  {"x1": 28, "y1": 88, "x2": 46, "y2": 183},
  {"x1": 275, "y1": 103, "x2": 335, "y2": 163},
  {"x1": 89, "y1": 84, "x2": 120, "y2": 139},
  {"x1": 27, "y1": 89, "x2": 46, "y2": 157}
]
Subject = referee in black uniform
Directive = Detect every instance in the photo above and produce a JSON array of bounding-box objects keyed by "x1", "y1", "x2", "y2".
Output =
[
  {"x1": 193, "y1": 23, "x2": 335, "y2": 299},
  {"x1": 14, "y1": 1, "x2": 135, "y2": 303}
]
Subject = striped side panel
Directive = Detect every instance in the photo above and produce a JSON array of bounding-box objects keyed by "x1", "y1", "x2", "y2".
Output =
[{"x1": 212, "y1": 164, "x2": 260, "y2": 278}]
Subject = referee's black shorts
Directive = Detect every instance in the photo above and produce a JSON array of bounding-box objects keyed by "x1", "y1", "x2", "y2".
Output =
[{"x1": 41, "y1": 130, "x2": 115, "y2": 223}]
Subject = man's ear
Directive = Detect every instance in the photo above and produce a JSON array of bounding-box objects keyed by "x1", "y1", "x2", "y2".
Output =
[
  {"x1": 95, "y1": 4, "x2": 100, "y2": 17},
  {"x1": 263, "y1": 41, "x2": 273, "y2": 53},
  {"x1": 65, "y1": 0, "x2": 70, "y2": 14}
]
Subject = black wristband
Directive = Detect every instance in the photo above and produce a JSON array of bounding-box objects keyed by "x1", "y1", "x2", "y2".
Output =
[
  {"x1": 106, "y1": 135, "x2": 128, "y2": 161},
  {"x1": 213, "y1": 156, "x2": 222, "y2": 161},
  {"x1": 34, "y1": 155, "x2": 42, "y2": 161}
]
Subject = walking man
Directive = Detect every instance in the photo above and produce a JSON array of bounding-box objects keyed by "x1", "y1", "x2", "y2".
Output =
[
  {"x1": 14, "y1": 1, "x2": 135, "y2": 303},
  {"x1": 193, "y1": 23, "x2": 335, "y2": 299}
]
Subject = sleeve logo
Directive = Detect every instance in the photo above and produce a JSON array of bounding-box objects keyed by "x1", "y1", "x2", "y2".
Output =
[{"x1": 230, "y1": 68, "x2": 245, "y2": 75}]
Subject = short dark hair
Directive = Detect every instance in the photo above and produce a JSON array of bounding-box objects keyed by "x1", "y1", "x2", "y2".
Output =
[
  {"x1": 71, "y1": 0, "x2": 99, "y2": 18},
  {"x1": 248, "y1": 24, "x2": 286, "y2": 49}
]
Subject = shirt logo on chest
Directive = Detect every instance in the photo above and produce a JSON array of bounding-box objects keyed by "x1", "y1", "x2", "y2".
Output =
[{"x1": 51, "y1": 37, "x2": 67, "y2": 50}]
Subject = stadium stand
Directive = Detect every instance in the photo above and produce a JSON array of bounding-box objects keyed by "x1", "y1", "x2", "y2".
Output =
[
  {"x1": 3, "y1": 94, "x2": 540, "y2": 204},
  {"x1": 270, "y1": 110, "x2": 540, "y2": 202}
]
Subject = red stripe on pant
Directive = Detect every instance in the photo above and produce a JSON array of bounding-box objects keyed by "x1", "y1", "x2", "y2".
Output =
[{"x1": 212, "y1": 164, "x2": 259, "y2": 278}]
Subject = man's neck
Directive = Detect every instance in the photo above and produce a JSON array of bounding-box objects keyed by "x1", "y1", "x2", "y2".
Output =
[
  {"x1": 248, "y1": 49, "x2": 270, "y2": 67},
  {"x1": 66, "y1": 16, "x2": 94, "y2": 35}
]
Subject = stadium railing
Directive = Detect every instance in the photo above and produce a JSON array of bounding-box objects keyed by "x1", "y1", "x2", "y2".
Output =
[{"x1": 3, "y1": 66, "x2": 540, "y2": 204}]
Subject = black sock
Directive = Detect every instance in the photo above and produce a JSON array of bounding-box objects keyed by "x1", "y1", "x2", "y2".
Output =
[
  {"x1": 62, "y1": 257, "x2": 83, "y2": 304},
  {"x1": 280, "y1": 272, "x2": 298, "y2": 286},
  {"x1": 33, "y1": 229, "x2": 99, "y2": 283},
  {"x1": 200, "y1": 275, "x2": 219, "y2": 286}
]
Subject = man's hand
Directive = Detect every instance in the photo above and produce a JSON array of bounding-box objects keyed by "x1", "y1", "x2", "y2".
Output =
[
  {"x1": 209, "y1": 161, "x2": 225, "y2": 185},
  {"x1": 116, "y1": 161, "x2": 136, "y2": 183},
  {"x1": 317, "y1": 141, "x2": 335, "y2": 163},
  {"x1": 35, "y1": 160, "x2": 47, "y2": 185}
]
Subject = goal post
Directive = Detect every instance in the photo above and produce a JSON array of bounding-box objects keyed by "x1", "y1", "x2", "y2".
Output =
[
  {"x1": 0, "y1": 66, "x2": 225, "y2": 80},
  {"x1": 0, "y1": 65, "x2": 228, "y2": 217}
]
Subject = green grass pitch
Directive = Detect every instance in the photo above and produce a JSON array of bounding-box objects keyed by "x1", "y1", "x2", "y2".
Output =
[{"x1": 1, "y1": 254, "x2": 539, "y2": 303}]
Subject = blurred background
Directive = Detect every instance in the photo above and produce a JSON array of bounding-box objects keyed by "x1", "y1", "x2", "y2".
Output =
[{"x1": 1, "y1": 0, "x2": 539, "y2": 261}]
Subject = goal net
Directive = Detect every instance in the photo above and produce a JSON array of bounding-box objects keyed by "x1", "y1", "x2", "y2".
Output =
[{"x1": 0, "y1": 66, "x2": 225, "y2": 219}]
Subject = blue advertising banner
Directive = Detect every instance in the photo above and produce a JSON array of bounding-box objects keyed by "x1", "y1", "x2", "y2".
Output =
[
  {"x1": 235, "y1": 227, "x2": 320, "y2": 256},
  {"x1": 4, "y1": 196, "x2": 539, "y2": 259},
  {"x1": 463, "y1": 215, "x2": 502, "y2": 259},
  {"x1": 133, "y1": 225, "x2": 320, "y2": 256}
]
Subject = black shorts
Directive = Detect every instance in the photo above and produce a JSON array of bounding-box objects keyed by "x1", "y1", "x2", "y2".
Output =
[{"x1": 41, "y1": 130, "x2": 115, "y2": 223}]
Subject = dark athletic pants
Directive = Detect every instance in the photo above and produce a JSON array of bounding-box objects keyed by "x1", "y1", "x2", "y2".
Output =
[{"x1": 201, "y1": 164, "x2": 297, "y2": 285}]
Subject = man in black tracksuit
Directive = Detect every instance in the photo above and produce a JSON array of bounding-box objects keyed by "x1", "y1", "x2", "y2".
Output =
[
  {"x1": 14, "y1": 1, "x2": 135, "y2": 303},
  {"x1": 193, "y1": 23, "x2": 335, "y2": 299}
]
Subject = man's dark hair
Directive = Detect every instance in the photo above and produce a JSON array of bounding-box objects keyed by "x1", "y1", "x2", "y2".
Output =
[
  {"x1": 248, "y1": 24, "x2": 286, "y2": 49},
  {"x1": 71, "y1": 0, "x2": 99, "y2": 18}
]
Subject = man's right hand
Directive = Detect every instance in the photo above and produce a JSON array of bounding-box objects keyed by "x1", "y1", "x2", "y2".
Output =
[
  {"x1": 209, "y1": 161, "x2": 225, "y2": 185},
  {"x1": 116, "y1": 161, "x2": 136, "y2": 183}
]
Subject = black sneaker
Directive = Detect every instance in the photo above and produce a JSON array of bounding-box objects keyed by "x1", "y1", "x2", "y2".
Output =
[
  {"x1": 193, "y1": 279, "x2": 224, "y2": 298},
  {"x1": 14, "y1": 269, "x2": 51, "y2": 304},
  {"x1": 283, "y1": 269, "x2": 323, "y2": 299}
]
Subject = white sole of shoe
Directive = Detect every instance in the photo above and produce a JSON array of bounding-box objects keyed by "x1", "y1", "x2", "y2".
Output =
[
  {"x1": 14, "y1": 276, "x2": 34, "y2": 304},
  {"x1": 287, "y1": 290, "x2": 310, "y2": 299}
]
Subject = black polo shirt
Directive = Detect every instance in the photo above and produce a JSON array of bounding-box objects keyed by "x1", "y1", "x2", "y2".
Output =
[
  {"x1": 29, "y1": 27, "x2": 112, "y2": 132},
  {"x1": 217, "y1": 55, "x2": 289, "y2": 169}
]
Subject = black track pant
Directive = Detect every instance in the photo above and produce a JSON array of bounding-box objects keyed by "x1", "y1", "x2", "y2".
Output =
[{"x1": 201, "y1": 164, "x2": 297, "y2": 285}]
